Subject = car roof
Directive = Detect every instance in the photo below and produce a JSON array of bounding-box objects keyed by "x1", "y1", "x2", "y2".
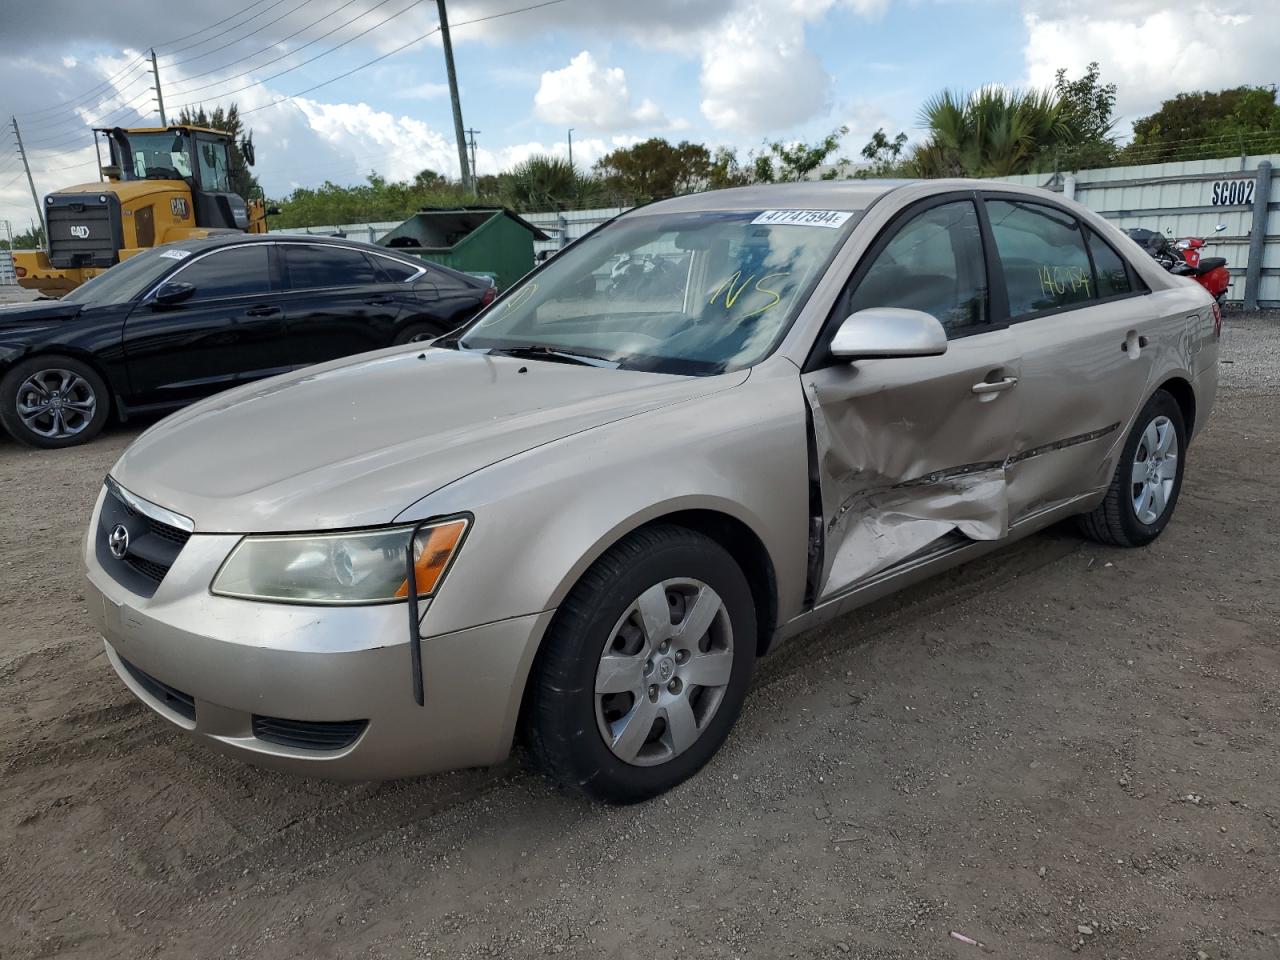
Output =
[
  {"x1": 158, "y1": 232, "x2": 486, "y2": 286},
  {"x1": 638, "y1": 179, "x2": 918, "y2": 215}
]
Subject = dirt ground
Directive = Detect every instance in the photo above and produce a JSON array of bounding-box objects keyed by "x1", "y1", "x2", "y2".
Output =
[{"x1": 0, "y1": 312, "x2": 1277, "y2": 960}]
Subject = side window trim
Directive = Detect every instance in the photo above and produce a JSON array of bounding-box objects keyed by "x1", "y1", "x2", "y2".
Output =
[
  {"x1": 1084, "y1": 224, "x2": 1147, "y2": 302},
  {"x1": 280, "y1": 242, "x2": 386, "y2": 292},
  {"x1": 367, "y1": 251, "x2": 427, "y2": 283},
  {"x1": 150, "y1": 244, "x2": 276, "y2": 302},
  {"x1": 978, "y1": 192, "x2": 1145, "y2": 325},
  {"x1": 803, "y1": 190, "x2": 999, "y2": 371}
]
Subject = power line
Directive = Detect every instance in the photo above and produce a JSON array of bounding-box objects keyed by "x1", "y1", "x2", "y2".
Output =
[
  {"x1": 170, "y1": 0, "x2": 420, "y2": 104},
  {"x1": 14, "y1": 62, "x2": 152, "y2": 131},
  {"x1": 10, "y1": 0, "x2": 277, "y2": 126},
  {"x1": 157, "y1": 0, "x2": 292, "y2": 58},
  {"x1": 239, "y1": 0, "x2": 568, "y2": 117},
  {"x1": 167, "y1": 0, "x2": 370, "y2": 88},
  {"x1": 160, "y1": 0, "x2": 306, "y2": 63}
]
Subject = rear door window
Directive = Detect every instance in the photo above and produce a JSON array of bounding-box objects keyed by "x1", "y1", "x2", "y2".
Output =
[
  {"x1": 372, "y1": 256, "x2": 422, "y2": 283},
  {"x1": 847, "y1": 199, "x2": 989, "y2": 336},
  {"x1": 1086, "y1": 228, "x2": 1134, "y2": 299},
  {"x1": 986, "y1": 199, "x2": 1094, "y2": 317},
  {"x1": 174, "y1": 246, "x2": 272, "y2": 299},
  {"x1": 283, "y1": 245, "x2": 381, "y2": 290}
]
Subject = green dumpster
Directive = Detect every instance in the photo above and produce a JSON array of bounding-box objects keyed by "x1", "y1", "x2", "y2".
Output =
[{"x1": 378, "y1": 206, "x2": 549, "y2": 291}]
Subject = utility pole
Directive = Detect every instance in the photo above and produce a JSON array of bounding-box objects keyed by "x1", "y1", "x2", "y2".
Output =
[
  {"x1": 93, "y1": 130, "x2": 104, "y2": 182},
  {"x1": 10, "y1": 116, "x2": 45, "y2": 246},
  {"x1": 465, "y1": 128, "x2": 480, "y2": 184},
  {"x1": 150, "y1": 48, "x2": 167, "y2": 126},
  {"x1": 435, "y1": 0, "x2": 472, "y2": 193},
  {"x1": 567, "y1": 128, "x2": 574, "y2": 169}
]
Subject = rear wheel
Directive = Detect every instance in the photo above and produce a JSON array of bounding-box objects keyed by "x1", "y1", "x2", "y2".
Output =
[
  {"x1": 0, "y1": 355, "x2": 110, "y2": 448},
  {"x1": 1078, "y1": 390, "x2": 1186, "y2": 547},
  {"x1": 526, "y1": 525, "x2": 756, "y2": 804}
]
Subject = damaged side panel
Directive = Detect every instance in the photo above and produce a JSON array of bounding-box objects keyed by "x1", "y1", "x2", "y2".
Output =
[{"x1": 802, "y1": 330, "x2": 1020, "y2": 599}]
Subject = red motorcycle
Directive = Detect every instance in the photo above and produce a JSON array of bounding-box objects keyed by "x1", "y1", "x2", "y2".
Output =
[{"x1": 1126, "y1": 224, "x2": 1230, "y2": 306}]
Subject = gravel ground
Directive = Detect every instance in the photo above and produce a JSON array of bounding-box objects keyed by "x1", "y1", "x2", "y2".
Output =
[{"x1": 0, "y1": 311, "x2": 1277, "y2": 960}]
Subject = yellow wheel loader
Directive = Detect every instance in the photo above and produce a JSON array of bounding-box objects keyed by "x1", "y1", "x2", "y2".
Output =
[{"x1": 12, "y1": 125, "x2": 271, "y2": 296}]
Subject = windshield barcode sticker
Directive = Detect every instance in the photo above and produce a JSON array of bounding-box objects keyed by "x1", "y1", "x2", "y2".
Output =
[
  {"x1": 751, "y1": 209, "x2": 852, "y2": 229},
  {"x1": 158, "y1": 249, "x2": 192, "y2": 260}
]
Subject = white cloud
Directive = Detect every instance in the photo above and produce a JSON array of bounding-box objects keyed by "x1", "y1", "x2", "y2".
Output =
[
  {"x1": 533, "y1": 51, "x2": 669, "y2": 131},
  {"x1": 1021, "y1": 0, "x2": 1275, "y2": 133},
  {"x1": 698, "y1": 0, "x2": 887, "y2": 133}
]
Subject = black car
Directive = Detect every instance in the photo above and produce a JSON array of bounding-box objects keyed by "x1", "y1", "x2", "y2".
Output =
[{"x1": 0, "y1": 235, "x2": 494, "y2": 448}]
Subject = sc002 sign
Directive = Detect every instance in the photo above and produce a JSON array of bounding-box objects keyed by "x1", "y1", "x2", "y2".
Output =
[{"x1": 1210, "y1": 179, "x2": 1255, "y2": 206}]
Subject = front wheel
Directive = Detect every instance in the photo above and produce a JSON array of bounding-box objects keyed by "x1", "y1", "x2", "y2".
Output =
[
  {"x1": 1078, "y1": 390, "x2": 1186, "y2": 547},
  {"x1": 0, "y1": 355, "x2": 110, "y2": 448},
  {"x1": 526, "y1": 525, "x2": 756, "y2": 804}
]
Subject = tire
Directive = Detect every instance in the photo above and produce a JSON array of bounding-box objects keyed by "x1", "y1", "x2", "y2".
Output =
[
  {"x1": 526, "y1": 525, "x2": 757, "y2": 804},
  {"x1": 392, "y1": 322, "x2": 443, "y2": 346},
  {"x1": 0, "y1": 355, "x2": 110, "y2": 449},
  {"x1": 1077, "y1": 390, "x2": 1186, "y2": 547}
]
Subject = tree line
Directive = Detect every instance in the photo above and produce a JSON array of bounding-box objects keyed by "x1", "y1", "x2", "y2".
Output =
[
  {"x1": 3, "y1": 70, "x2": 1278, "y2": 243},
  {"x1": 263, "y1": 71, "x2": 1279, "y2": 229}
]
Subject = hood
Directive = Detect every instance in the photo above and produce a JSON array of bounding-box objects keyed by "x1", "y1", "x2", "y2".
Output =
[
  {"x1": 111, "y1": 346, "x2": 747, "y2": 533},
  {"x1": 0, "y1": 299, "x2": 84, "y2": 327}
]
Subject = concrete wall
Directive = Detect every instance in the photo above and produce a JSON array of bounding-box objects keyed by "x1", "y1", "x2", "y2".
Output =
[{"x1": 990, "y1": 154, "x2": 1280, "y2": 307}]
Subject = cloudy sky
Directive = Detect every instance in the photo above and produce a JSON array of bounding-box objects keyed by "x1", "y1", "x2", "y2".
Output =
[{"x1": 1, "y1": 0, "x2": 1276, "y2": 228}]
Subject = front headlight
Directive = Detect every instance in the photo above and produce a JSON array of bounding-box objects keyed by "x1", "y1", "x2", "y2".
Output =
[{"x1": 210, "y1": 517, "x2": 469, "y2": 605}]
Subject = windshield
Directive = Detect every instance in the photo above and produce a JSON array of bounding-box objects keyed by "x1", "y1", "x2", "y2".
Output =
[
  {"x1": 62, "y1": 246, "x2": 185, "y2": 304},
  {"x1": 458, "y1": 208, "x2": 858, "y2": 375},
  {"x1": 122, "y1": 131, "x2": 193, "y2": 181}
]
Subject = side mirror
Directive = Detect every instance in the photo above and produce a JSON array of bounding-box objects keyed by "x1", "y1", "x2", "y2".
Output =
[
  {"x1": 830, "y1": 307, "x2": 947, "y2": 360},
  {"x1": 153, "y1": 281, "x2": 196, "y2": 306}
]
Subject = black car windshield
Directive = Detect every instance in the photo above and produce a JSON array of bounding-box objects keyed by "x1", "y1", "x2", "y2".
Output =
[
  {"x1": 62, "y1": 246, "x2": 187, "y2": 304},
  {"x1": 458, "y1": 208, "x2": 859, "y2": 375}
]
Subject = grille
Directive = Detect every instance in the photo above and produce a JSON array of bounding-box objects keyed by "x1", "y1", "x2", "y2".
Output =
[
  {"x1": 97, "y1": 483, "x2": 191, "y2": 597},
  {"x1": 252, "y1": 715, "x2": 368, "y2": 751},
  {"x1": 119, "y1": 657, "x2": 196, "y2": 722},
  {"x1": 140, "y1": 515, "x2": 191, "y2": 546},
  {"x1": 124, "y1": 554, "x2": 172, "y2": 583}
]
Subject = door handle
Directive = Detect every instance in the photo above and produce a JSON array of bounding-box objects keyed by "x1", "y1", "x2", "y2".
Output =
[
  {"x1": 1120, "y1": 335, "x2": 1149, "y2": 352},
  {"x1": 245, "y1": 305, "x2": 280, "y2": 316},
  {"x1": 364, "y1": 296, "x2": 395, "y2": 305},
  {"x1": 972, "y1": 376, "x2": 1018, "y2": 395}
]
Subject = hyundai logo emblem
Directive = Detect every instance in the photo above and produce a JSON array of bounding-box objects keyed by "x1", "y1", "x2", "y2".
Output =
[{"x1": 108, "y1": 524, "x2": 130, "y2": 559}]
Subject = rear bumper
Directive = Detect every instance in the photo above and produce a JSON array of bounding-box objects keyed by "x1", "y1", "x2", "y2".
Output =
[{"x1": 83, "y1": 492, "x2": 552, "y2": 780}]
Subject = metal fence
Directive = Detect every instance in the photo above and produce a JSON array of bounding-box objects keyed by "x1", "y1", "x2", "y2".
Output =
[{"x1": 990, "y1": 154, "x2": 1279, "y2": 308}]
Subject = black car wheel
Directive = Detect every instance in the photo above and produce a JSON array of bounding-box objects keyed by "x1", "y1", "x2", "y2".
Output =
[
  {"x1": 0, "y1": 355, "x2": 110, "y2": 449},
  {"x1": 526, "y1": 525, "x2": 756, "y2": 804},
  {"x1": 393, "y1": 323, "x2": 444, "y2": 346}
]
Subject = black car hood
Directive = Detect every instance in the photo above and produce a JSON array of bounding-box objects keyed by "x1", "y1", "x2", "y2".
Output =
[{"x1": 0, "y1": 299, "x2": 85, "y2": 328}]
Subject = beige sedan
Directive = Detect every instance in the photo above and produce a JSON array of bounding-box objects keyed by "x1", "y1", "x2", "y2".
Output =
[{"x1": 82, "y1": 180, "x2": 1218, "y2": 803}]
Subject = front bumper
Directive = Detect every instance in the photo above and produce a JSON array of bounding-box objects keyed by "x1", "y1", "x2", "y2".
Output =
[{"x1": 83, "y1": 489, "x2": 552, "y2": 780}]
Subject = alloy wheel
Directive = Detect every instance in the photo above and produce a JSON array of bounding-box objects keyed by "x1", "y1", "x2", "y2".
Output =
[
  {"x1": 14, "y1": 368, "x2": 98, "y2": 440},
  {"x1": 594, "y1": 578, "x2": 734, "y2": 767},
  {"x1": 1131, "y1": 414, "x2": 1178, "y2": 524}
]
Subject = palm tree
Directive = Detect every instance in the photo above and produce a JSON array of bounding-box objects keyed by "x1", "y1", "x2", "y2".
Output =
[
  {"x1": 499, "y1": 156, "x2": 604, "y2": 211},
  {"x1": 912, "y1": 86, "x2": 1076, "y2": 177}
]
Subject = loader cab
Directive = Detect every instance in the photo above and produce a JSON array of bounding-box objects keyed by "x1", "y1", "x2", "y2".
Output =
[{"x1": 99, "y1": 125, "x2": 250, "y2": 231}]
